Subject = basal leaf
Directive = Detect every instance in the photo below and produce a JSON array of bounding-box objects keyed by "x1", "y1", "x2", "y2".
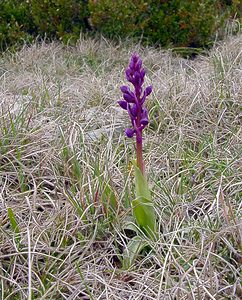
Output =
[
  {"x1": 122, "y1": 236, "x2": 148, "y2": 269},
  {"x1": 132, "y1": 197, "x2": 156, "y2": 239},
  {"x1": 131, "y1": 161, "x2": 156, "y2": 239},
  {"x1": 132, "y1": 161, "x2": 151, "y2": 201}
]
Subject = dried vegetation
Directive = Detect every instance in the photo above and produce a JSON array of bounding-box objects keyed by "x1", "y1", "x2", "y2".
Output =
[{"x1": 0, "y1": 34, "x2": 241, "y2": 299}]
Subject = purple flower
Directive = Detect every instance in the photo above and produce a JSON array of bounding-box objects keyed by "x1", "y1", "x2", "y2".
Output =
[
  {"x1": 117, "y1": 100, "x2": 128, "y2": 110},
  {"x1": 118, "y1": 53, "x2": 152, "y2": 140},
  {"x1": 125, "y1": 128, "x2": 135, "y2": 138}
]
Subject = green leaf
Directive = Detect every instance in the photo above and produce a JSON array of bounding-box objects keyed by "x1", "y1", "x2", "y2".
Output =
[
  {"x1": 122, "y1": 236, "x2": 148, "y2": 269},
  {"x1": 122, "y1": 220, "x2": 140, "y2": 235},
  {"x1": 132, "y1": 197, "x2": 156, "y2": 239},
  {"x1": 7, "y1": 208, "x2": 19, "y2": 234},
  {"x1": 7, "y1": 208, "x2": 21, "y2": 249},
  {"x1": 132, "y1": 161, "x2": 156, "y2": 239},
  {"x1": 133, "y1": 161, "x2": 151, "y2": 200}
]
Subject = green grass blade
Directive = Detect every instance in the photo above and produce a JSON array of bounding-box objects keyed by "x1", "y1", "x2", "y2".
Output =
[{"x1": 7, "y1": 208, "x2": 21, "y2": 249}]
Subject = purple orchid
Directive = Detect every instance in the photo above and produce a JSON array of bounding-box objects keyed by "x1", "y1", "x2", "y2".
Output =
[{"x1": 118, "y1": 54, "x2": 152, "y2": 174}]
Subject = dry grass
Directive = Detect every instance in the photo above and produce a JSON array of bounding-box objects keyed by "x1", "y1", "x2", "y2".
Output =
[{"x1": 0, "y1": 34, "x2": 241, "y2": 299}]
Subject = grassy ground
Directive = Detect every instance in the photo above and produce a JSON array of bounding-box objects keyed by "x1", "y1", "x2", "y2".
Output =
[{"x1": 0, "y1": 34, "x2": 241, "y2": 299}]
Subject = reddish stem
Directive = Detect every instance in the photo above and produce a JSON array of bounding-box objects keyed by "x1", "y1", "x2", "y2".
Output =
[
  {"x1": 136, "y1": 103, "x2": 144, "y2": 175},
  {"x1": 136, "y1": 137, "x2": 144, "y2": 175}
]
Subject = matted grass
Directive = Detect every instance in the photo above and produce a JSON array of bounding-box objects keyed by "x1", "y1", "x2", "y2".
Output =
[{"x1": 0, "y1": 34, "x2": 241, "y2": 299}]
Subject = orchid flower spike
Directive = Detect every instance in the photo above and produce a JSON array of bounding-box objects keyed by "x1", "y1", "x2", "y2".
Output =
[
  {"x1": 118, "y1": 53, "x2": 152, "y2": 142},
  {"x1": 118, "y1": 53, "x2": 152, "y2": 174}
]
